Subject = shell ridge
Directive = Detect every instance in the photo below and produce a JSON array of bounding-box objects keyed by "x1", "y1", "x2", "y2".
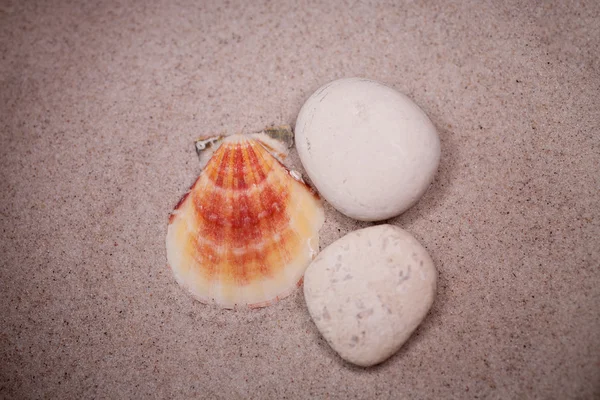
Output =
[
  {"x1": 246, "y1": 142, "x2": 275, "y2": 280},
  {"x1": 235, "y1": 142, "x2": 269, "y2": 302},
  {"x1": 253, "y1": 143, "x2": 291, "y2": 237},
  {"x1": 252, "y1": 143, "x2": 299, "y2": 280},
  {"x1": 215, "y1": 145, "x2": 238, "y2": 301},
  {"x1": 194, "y1": 144, "x2": 235, "y2": 302},
  {"x1": 192, "y1": 145, "x2": 232, "y2": 245}
]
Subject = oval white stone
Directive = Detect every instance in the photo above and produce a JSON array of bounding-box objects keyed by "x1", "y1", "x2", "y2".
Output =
[
  {"x1": 303, "y1": 224, "x2": 437, "y2": 367},
  {"x1": 295, "y1": 77, "x2": 441, "y2": 221}
]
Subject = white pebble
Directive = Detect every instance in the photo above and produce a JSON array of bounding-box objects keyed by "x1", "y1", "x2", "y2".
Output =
[
  {"x1": 303, "y1": 224, "x2": 437, "y2": 367},
  {"x1": 295, "y1": 77, "x2": 440, "y2": 221}
]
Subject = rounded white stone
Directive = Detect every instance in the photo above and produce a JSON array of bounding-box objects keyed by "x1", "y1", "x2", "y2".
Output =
[
  {"x1": 303, "y1": 224, "x2": 437, "y2": 367},
  {"x1": 295, "y1": 77, "x2": 441, "y2": 221}
]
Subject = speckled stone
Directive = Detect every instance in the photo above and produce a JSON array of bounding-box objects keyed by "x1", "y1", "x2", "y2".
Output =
[{"x1": 304, "y1": 225, "x2": 437, "y2": 367}]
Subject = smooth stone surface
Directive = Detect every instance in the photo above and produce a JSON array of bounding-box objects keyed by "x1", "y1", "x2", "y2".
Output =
[
  {"x1": 295, "y1": 77, "x2": 441, "y2": 221},
  {"x1": 304, "y1": 225, "x2": 437, "y2": 367}
]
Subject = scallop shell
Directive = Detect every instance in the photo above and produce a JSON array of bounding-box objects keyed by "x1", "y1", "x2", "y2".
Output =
[{"x1": 166, "y1": 131, "x2": 325, "y2": 308}]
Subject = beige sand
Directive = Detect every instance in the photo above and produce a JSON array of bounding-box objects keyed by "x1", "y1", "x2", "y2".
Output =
[{"x1": 1, "y1": 1, "x2": 598, "y2": 398}]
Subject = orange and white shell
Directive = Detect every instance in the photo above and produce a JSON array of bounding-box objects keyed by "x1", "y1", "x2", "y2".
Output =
[{"x1": 166, "y1": 133, "x2": 325, "y2": 308}]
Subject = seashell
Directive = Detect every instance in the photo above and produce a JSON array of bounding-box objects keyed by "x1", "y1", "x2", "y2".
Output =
[{"x1": 166, "y1": 129, "x2": 324, "y2": 308}]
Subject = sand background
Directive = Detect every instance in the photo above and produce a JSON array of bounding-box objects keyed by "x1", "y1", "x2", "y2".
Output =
[{"x1": 1, "y1": 1, "x2": 599, "y2": 398}]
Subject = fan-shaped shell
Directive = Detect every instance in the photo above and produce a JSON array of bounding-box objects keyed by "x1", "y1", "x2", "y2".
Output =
[{"x1": 166, "y1": 134, "x2": 324, "y2": 308}]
